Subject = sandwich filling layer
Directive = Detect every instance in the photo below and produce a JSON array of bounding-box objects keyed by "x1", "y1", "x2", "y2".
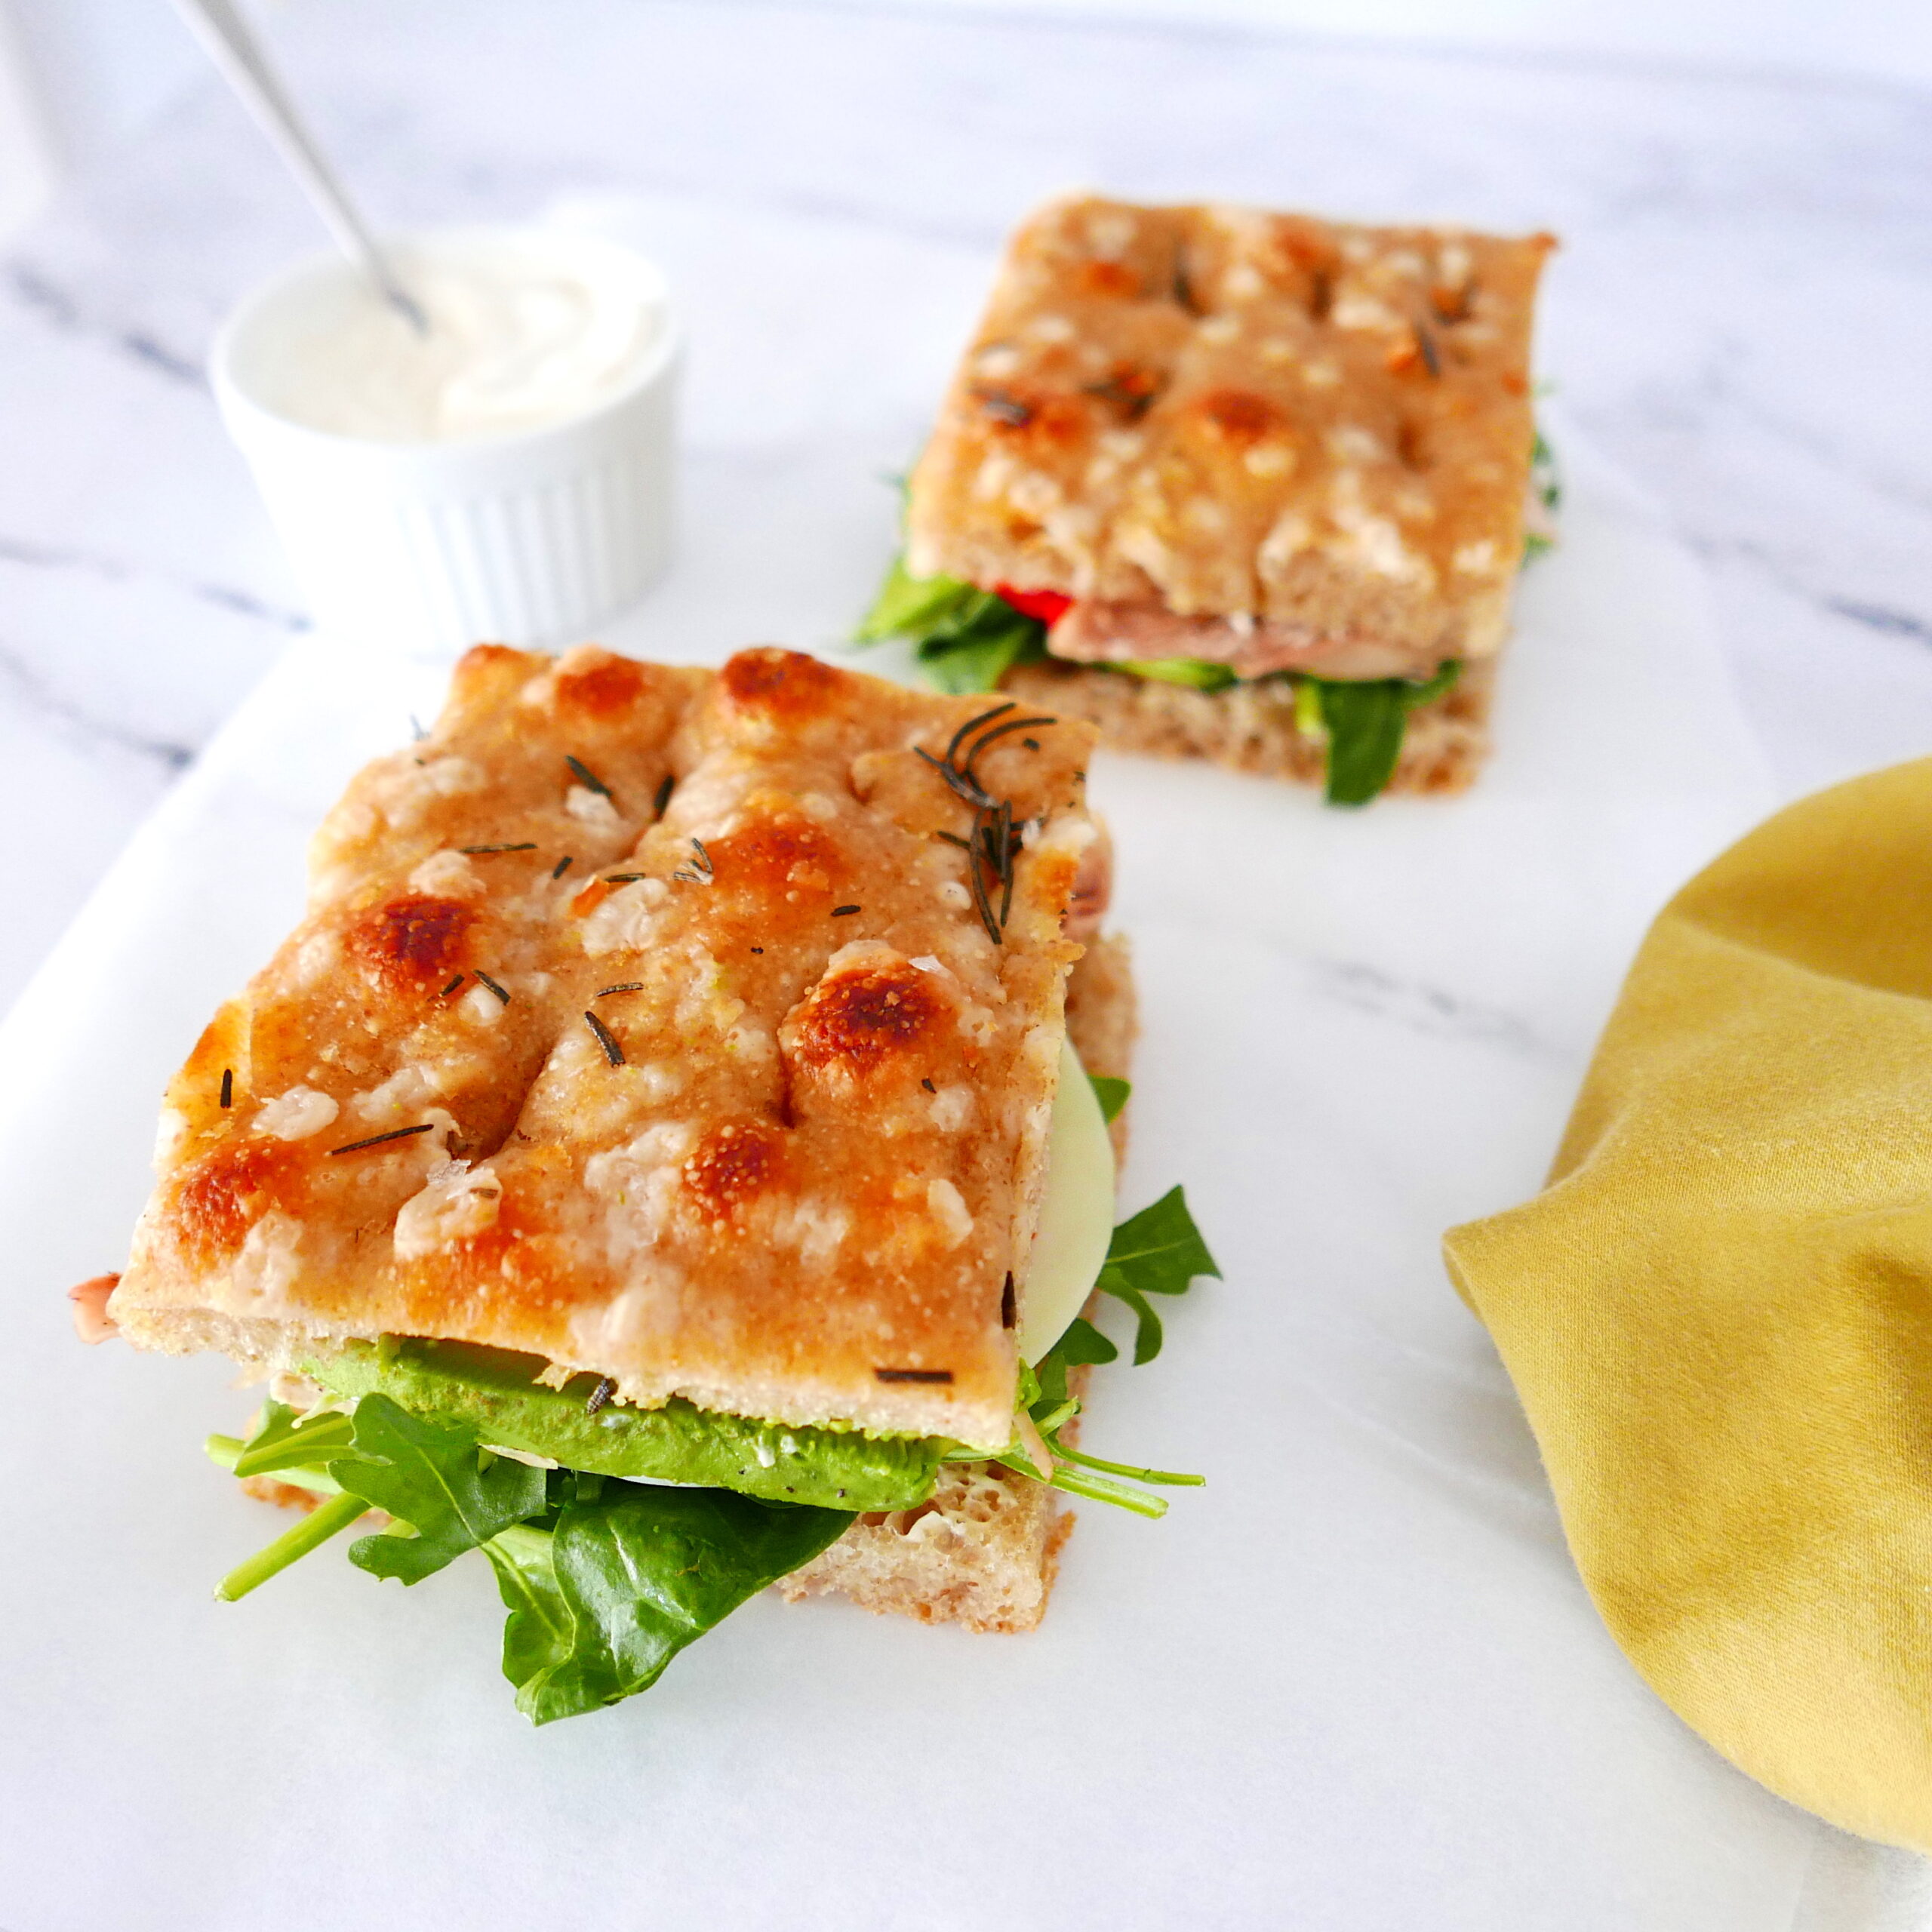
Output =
[{"x1": 290, "y1": 1035, "x2": 1120, "y2": 1515}]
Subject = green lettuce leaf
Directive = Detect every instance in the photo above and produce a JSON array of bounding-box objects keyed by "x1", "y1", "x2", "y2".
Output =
[
  {"x1": 509, "y1": 1484, "x2": 854, "y2": 1724},
  {"x1": 311, "y1": 1339, "x2": 943, "y2": 1512},
  {"x1": 853, "y1": 554, "x2": 1048, "y2": 694},
  {"x1": 1316, "y1": 661, "x2": 1462, "y2": 808},
  {"x1": 853, "y1": 552, "x2": 975, "y2": 642},
  {"x1": 1087, "y1": 1073, "x2": 1131, "y2": 1123},
  {"x1": 331, "y1": 1392, "x2": 550, "y2": 1585},
  {"x1": 1111, "y1": 656, "x2": 1239, "y2": 693},
  {"x1": 481, "y1": 1523, "x2": 575, "y2": 1700}
]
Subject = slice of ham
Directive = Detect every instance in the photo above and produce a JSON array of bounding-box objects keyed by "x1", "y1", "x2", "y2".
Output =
[
  {"x1": 1063, "y1": 824, "x2": 1112, "y2": 944},
  {"x1": 1044, "y1": 598, "x2": 1446, "y2": 684},
  {"x1": 69, "y1": 1273, "x2": 121, "y2": 1344}
]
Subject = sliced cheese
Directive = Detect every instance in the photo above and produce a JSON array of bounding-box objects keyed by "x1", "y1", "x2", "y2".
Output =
[{"x1": 1019, "y1": 1038, "x2": 1118, "y2": 1365}]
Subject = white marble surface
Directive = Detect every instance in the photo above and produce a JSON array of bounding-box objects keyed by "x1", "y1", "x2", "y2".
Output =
[
  {"x1": 1, "y1": 0, "x2": 1930, "y2": 1017},
  {"x1": 0, "y1": 422, "x2": 1859, "y2": 1932}
]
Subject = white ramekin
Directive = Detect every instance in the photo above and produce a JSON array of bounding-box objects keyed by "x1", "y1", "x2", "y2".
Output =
[{"x1": 211, "y1": 226, "x2": 678, "y2": 658}]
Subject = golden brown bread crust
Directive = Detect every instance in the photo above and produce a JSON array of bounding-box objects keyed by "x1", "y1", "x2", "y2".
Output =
[
  {"x1": 112, "y1": 645, "x2": 1110, "y2": 1450},
  {"x1": 1004, "y1": 656, "x2": 1493, "y2": 797},
  {"x1": 906, "y1": 194, "x2": 1553, "y2": 665}
]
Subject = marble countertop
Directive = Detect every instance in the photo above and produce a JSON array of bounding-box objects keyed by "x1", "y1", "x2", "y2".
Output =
[{"x1": 2, "y1": 0, "x2": 1930, "y2": 1020}]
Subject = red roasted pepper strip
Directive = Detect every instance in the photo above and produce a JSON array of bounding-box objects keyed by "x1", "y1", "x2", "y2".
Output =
[{"x1": 994, "y1": 585, "x2": 1073, "y2": 627}]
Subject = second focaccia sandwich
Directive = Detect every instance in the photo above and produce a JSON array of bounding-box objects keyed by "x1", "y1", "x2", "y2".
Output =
[
  {"x1": 860, "y1": 193, "x2": 1557, "y2": 804},
  {"x1": 83, "y1": 644, "x2": 1215, "y2": 1723}
]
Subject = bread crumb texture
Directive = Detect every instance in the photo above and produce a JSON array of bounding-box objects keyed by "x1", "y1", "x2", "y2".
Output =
[
  {"x1": 781, "y1": 1460, "x2": 1075, "y2": 1632},
  {"x1": 1006, "y1": 655, "x2": 1494, "y2": 795}
]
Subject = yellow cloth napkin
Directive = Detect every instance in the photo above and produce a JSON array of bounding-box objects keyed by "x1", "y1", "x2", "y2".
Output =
[{"x1": 1444, "y1": 758, "x2": 1932, "y2": 1850}]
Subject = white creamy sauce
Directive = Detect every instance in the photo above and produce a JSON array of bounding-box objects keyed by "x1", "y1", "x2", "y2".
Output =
[{"x1": 263, "y1": 239, "x2": 659, "y2": 443}]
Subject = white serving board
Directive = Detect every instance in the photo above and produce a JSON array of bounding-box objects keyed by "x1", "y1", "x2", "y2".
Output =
[{"x1": 0, "y1": 419, "x2": 1899, "y2": 1930}]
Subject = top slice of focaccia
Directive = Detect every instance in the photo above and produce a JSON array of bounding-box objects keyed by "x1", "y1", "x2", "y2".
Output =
[
  {"x1": 906, "y1": 193, "x2": 1555, "y2": 668},
  {"x1": 111, "y1": 645, "x2": 1104, "y2": 1449}
]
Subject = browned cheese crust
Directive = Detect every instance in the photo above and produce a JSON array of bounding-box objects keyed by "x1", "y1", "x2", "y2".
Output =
[
  {"x1": 906, "y1": 194, "x2": 1554, "y2": 672},
  {"x1": 1004, "y1": 656, "x2": 1494, "y2": 797},
  {"x1": 111, "y1": 645, "x2": 1109, "y2": 1450}
]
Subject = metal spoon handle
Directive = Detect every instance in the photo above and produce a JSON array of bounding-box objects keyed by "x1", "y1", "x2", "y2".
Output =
[{"x1": 170, "y1": 0, "x2": 429, "y2": 333}]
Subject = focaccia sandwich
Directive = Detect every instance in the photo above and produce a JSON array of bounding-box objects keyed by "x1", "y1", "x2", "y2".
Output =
[
  {"x1": 859, "y1": 193, "x2": 1558, "y2": 804},
  {"x1": 75, "y1": 644, "x2": 1214, "y2": 1722}
]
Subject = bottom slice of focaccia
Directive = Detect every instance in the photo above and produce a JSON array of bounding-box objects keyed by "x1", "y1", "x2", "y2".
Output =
[
  {"x1": 113, "y1": 641, "x2": 1134, "y2": 1635},
  {"x1": 1004, "y1": 657, "x2": 1493, "y2": 797}
]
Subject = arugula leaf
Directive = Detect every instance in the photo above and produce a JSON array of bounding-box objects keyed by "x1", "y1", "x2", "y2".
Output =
[
  {"x1": 852, "y1": 552, "x2": 1048, "y2": 695},
  {"x1": 1087, "y1": 1073, "x2": 1131, "y2": 1123},
  {"x1": 512, "y1": 1484, "x2": 854, "y2": 1724},
  {"x1": 1026, "y1": 1314, "x2": 1122, "y2": 1419},
  {"x1": 229, "y1": 1399, "x2": 358, "y2": 1478},
  {"x1": 1092, "y1": 1185, "x2": 1221, "y2": 1363},
  {"x1": 214, "y1": 1491, "x2": 371, "y2": 1601},
  {"x1": 331, "y1": 1393, "x2": 549, "y2": 1585},
  {"x1": 989, "y1": 1195, "x2": 1214, "y2": 1518},
  {"x1": 1315, "y1": 661, "x2": 1462, "y2": 808},
  {"x1": 1106, "y1": 1281, "x2": 1168, "y2": 1366},
  {"x1": 1055, "y1": 1315, "x2": 1121, "y2": 1369}
]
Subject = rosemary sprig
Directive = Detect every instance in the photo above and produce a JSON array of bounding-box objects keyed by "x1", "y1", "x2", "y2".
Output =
[
  {"x1": 946, "y1": 700, "x2": 1015, "y2": 767},
  {"x1": 914, "y1": 744, "x2": 998, "y2": 813},
  {"x1": 671, "y1": 838, "x2": 714, "y2": 885},
  {"x1": 565, "y1": 756, "x2": 611, "y2": 798},
  {"x1": 963, "y1": 714, "x2": 1056, "y2": 785},
  {"x1": 328, "y1": 1122, "x2": 435, "y2": 1155},
  {"x1": 964, "y1": 843, "x2": 1002, "y2": 946},
  {"x1": 583, "y1": 1011, "x2": 625, "y2": 1066},
  {"x1": 919, "y1": 704, "x2": 1057, "y2": 946}
]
